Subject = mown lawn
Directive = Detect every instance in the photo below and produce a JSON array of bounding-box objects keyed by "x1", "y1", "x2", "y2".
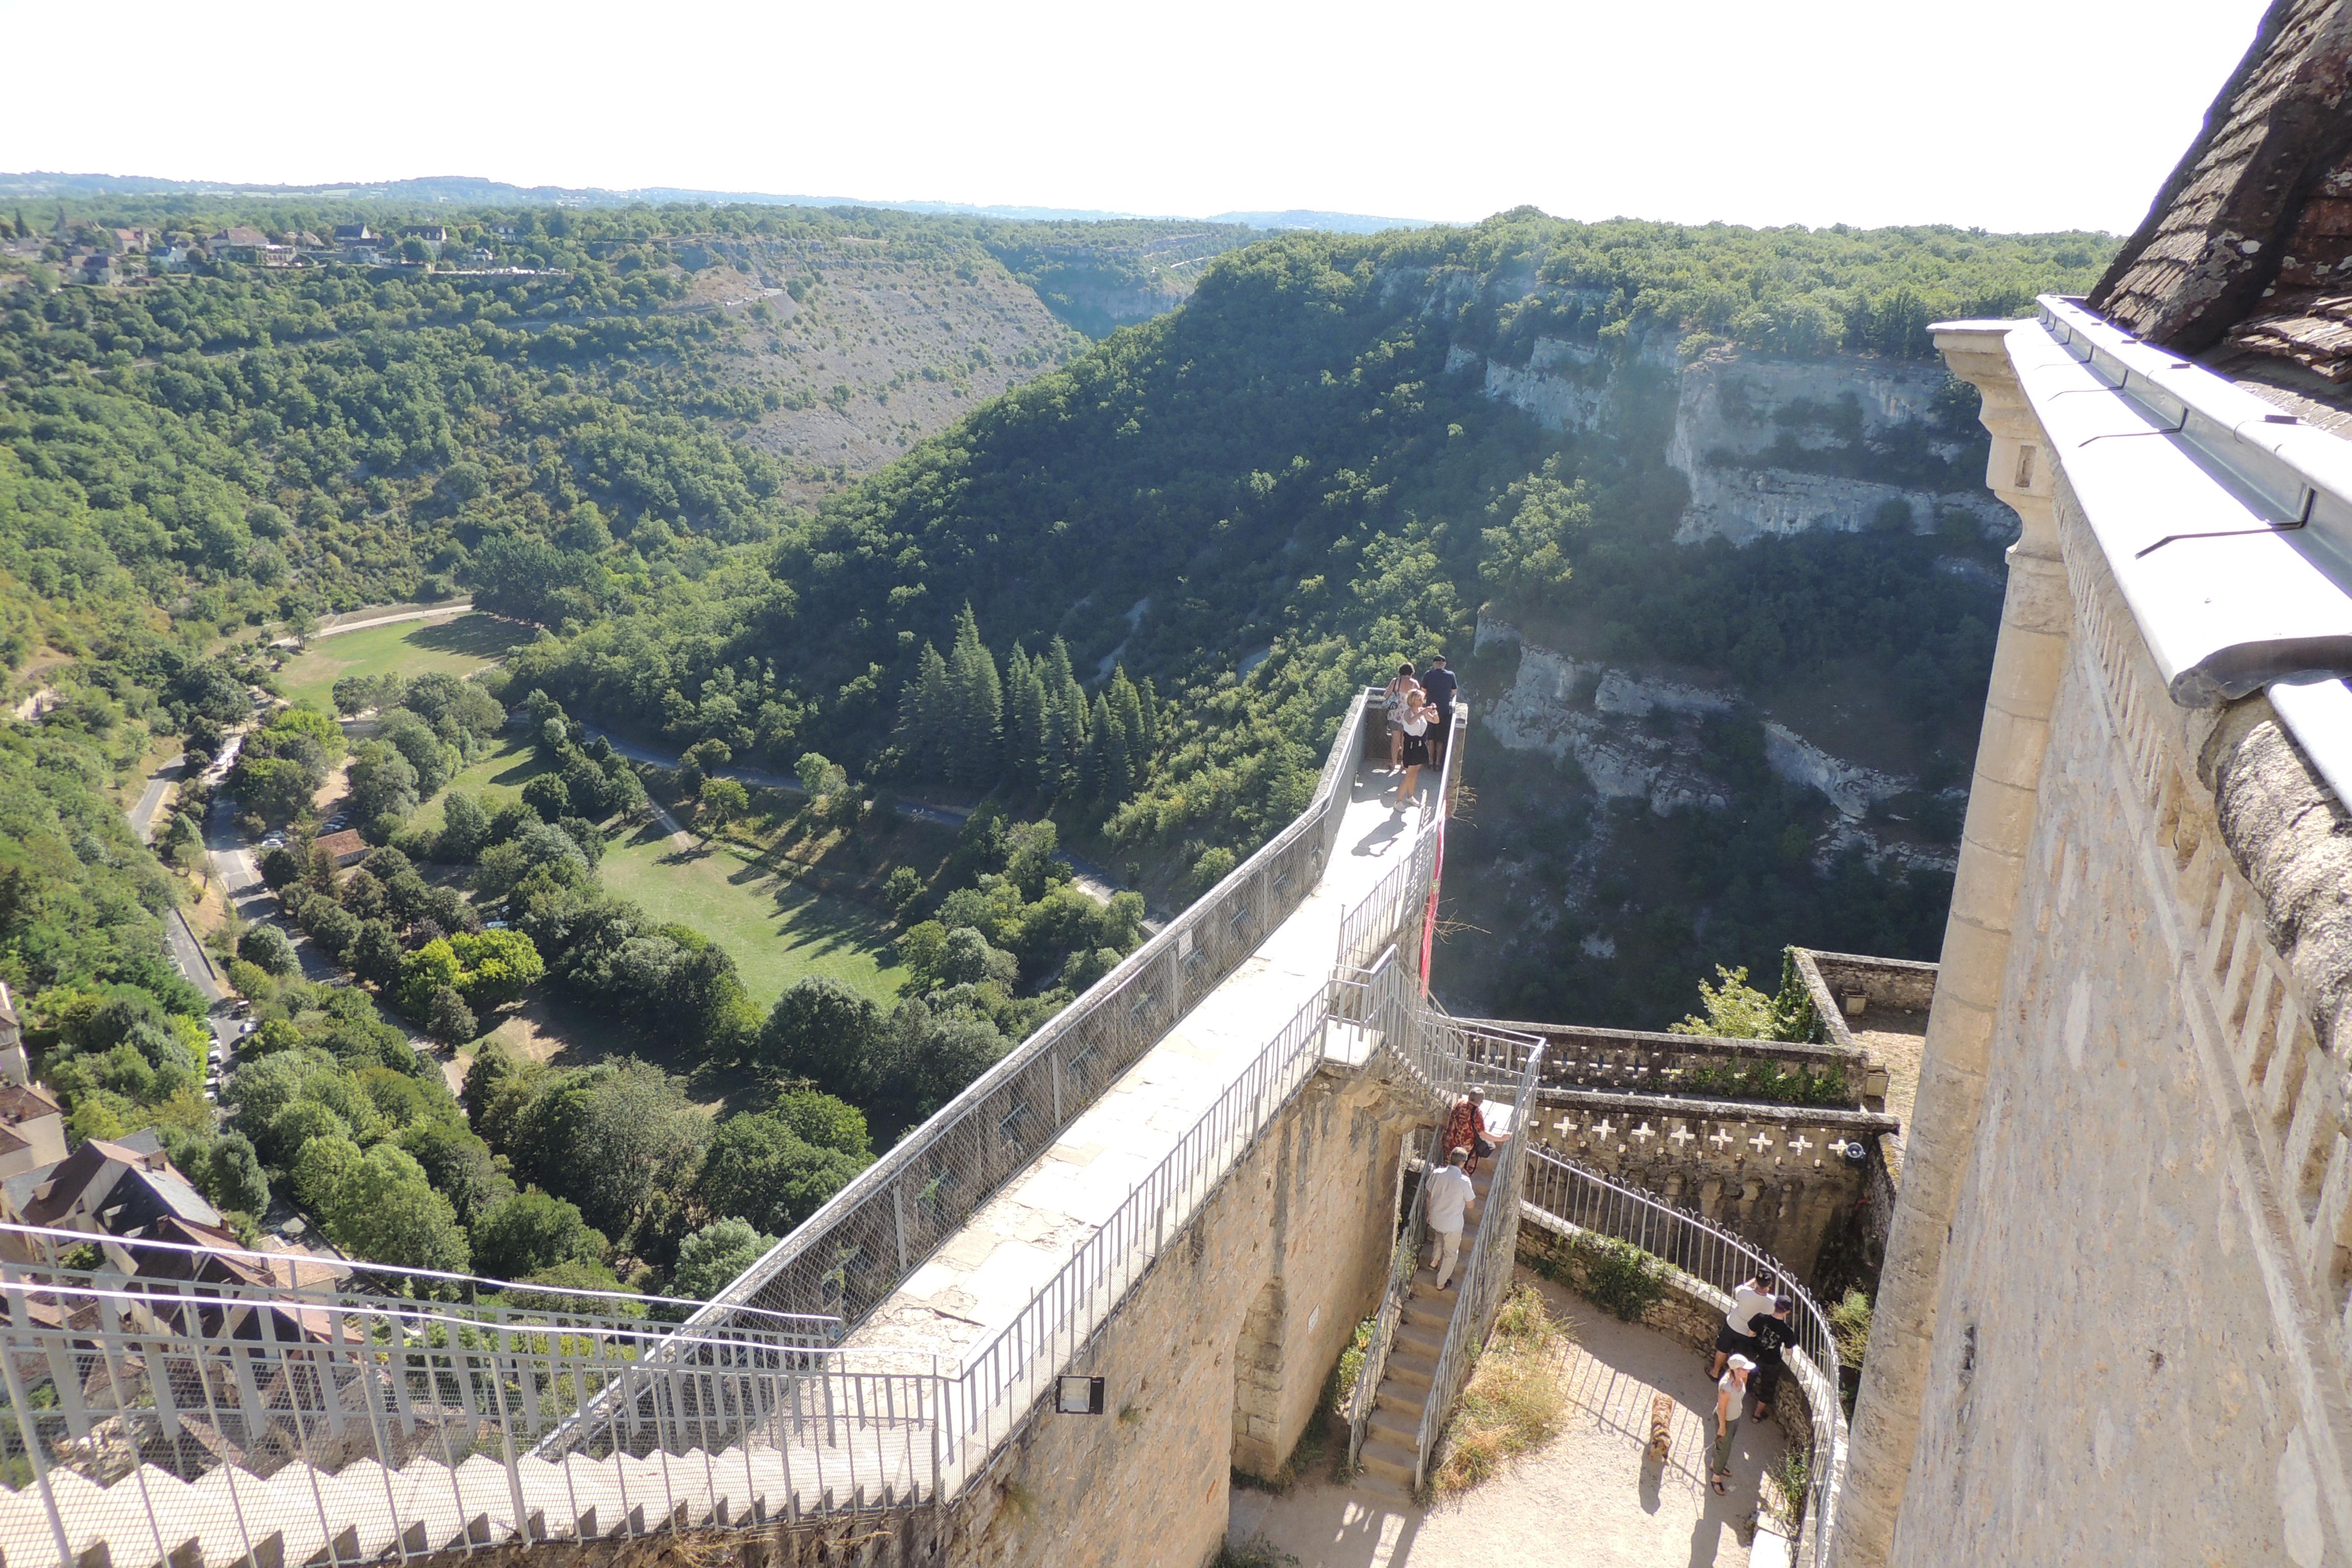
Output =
[
  {"x1": 408, "y1": 736, "x2": 552, "y2": 835},
  {"x1": 278, "y1": 614, "x2": 530, "y2": 709},
  {"x1": 598, "y1": 819, "x2": 908, "y2": 1012}
]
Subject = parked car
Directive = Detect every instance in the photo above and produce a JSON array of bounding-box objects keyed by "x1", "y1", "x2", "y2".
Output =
[{"x1": 259, "y1": 831, "x2": 286, "y2": 849}]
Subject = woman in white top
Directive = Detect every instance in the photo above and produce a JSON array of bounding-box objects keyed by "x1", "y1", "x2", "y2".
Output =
[
  {"x1": 1383, "y1": 662, "x2": 1422, "y2": 773},
  {"x1": 1711, "y1": 1355, "x2": 1753, "y2": 1494},
  {"x1": 1395, "y1": 689, "x2": 1436, "y2": 809}
]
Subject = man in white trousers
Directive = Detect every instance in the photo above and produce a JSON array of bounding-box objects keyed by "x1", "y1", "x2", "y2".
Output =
[{"x1": 1426, "y1": 1145, "x2": 1477, "y2": 1289}]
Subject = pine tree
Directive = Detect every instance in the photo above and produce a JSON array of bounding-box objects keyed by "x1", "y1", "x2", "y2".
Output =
[
  {"x1": 1006, "y1": 644, "x2": 1048, "y2": 794},
  {"x1": 945, "y1": 605, "x2": 1003, "y2": 787},
  {"x1": 1042, "y1": 639, "x2": 1088, "y2": 796},
  {"x1": 1079, "y1": 692, "x2": 1116, "y2": 808},
  {"x1": 1137, "y1": 677, "x2": 1162, "y2": 757},
  {"x1": 1109, "y1": 667, "x2": 1146, "y2": 790},
  {"x1": 899, "y1": 643, "x2": 951, "y2": 779}
]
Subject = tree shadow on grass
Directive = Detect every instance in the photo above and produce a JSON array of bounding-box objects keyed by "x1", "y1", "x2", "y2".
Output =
[
  {"x1": 404, "y1": 615, "x2": 533, "y2": 662},
  {"x1": 762, "y1": 879, "x2": 902, "y2": 964}
]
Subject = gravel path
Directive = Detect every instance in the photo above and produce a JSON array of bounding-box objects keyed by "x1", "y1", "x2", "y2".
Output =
[{"x1": 1227, "y1": 1273, "x2": 1792, "y2": 1567}]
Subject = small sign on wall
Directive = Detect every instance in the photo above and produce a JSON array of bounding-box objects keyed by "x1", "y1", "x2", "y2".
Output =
[{"x1": 1056, "y1": 1375, "x2": 1106, "y2": 1415}]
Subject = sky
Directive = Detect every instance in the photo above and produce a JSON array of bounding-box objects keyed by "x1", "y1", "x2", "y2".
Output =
[{"x1": 0, "y1": 0, "x2": 2275, "y2": 235}]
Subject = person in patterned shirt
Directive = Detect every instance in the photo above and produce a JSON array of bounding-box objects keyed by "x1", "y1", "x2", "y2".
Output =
[{"x1": 1440, "y1": 1090, "x2": 1492, "y2": 1175}]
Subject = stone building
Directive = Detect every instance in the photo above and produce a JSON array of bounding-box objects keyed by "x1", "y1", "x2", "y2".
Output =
[{"x1": 1839, "y1": 3, "x2": 2352, "y2": 1560}]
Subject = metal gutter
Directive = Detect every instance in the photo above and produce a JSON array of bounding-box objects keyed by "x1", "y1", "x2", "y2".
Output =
[{"x1": 2013, "y1": 295, "x2": 2352, "y2": 706}]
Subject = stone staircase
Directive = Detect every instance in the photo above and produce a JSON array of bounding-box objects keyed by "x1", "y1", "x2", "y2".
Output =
[
  {"x1": 0, "y1": 1427, "x2": 931, "y2": 1568},
  {"x1": 1353, "y1": 1159, "x2": 1496, "y2": 1502}
]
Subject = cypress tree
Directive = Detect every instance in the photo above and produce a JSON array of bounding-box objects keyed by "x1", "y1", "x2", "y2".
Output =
[
  {"x1": 1042, "y1": 639, "x2": 1088, "y2": 795},
  {"x1": 900, "y1": 642, "x2": 951, "y2": 779},
  {"x1": 1109, "y1": 667, "x2": 1146, "y2": 789},
  {"x1": 1006, "y1": 644, "x2": 1048, "y2": 794},
  {"x1": 945, "y1": 605, "x2": 1003, "y2": 786},
  {"x1": 1137, "y1": 676, "x2": 1162, "y2": 757}
]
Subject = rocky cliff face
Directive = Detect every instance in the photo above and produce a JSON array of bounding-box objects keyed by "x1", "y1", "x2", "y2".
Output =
[
  {"x1": 1473, "y1": 616, "x2": 1958, "y2": 876},
  {"x1": 1442, "y1": 320, "x2": 2012, "y2": 550}
]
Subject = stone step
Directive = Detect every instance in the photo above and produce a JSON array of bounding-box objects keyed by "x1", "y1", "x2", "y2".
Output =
[
  {"x1": 1392, "y1": 1316, "x2": 1447, "y2": 1358},
  {"x1": 1350, "y1": 1468, "x2": 1415, "y2": 1509},
  {"x1": 1358, "y1": 1435, "x2": 1416, "y2": 1488},
  {"x1": 1366, "y1": 1402, "x2": 1419, "y2": 1444},
  {"x1": 1380, "y1": 1350, "x2": 1435, "y2": 1395}
]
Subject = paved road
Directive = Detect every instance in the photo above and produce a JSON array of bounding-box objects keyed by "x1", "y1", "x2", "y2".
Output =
[
  {"x1": 577, "y1": 724, "x2": 1139, "y2": 909},
  {"x1": 119, "y1": 751, "x2": 226, "y2": 1013}
]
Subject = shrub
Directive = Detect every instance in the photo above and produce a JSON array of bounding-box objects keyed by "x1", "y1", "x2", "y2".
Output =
[{"x1": 1571, "y1": 1236, "x2": 1666, "y2": 1322}]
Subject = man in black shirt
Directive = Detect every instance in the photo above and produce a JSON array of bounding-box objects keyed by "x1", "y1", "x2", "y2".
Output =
[
  {"x1": 1420, "y1": 654, "x2": 1458, "y2": 766},
  {"x1": 1747, "y1": 1295, "x2": 1798, "y2": 1420}
]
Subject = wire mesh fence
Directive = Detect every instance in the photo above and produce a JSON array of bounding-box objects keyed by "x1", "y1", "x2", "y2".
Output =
[{"x1": 1521, "y1": 1146, "x2": 1847, "y2": 1563}]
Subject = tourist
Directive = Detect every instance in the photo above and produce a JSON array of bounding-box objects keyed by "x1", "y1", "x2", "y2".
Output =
[
  {"x1": 1712, "y1": 1354, "x2": 1754, "y2": 1494},
  {"x1": 1420, "y1": 653, "x2": 1458, "y2": 764},
  {"x1": 1383, "y1": 662, "x2": 1422, "y2": 772},
  {"x1": 1748, "y1": 1294, "x2": 1798, "y2": 1420},
  {"x1": 1709, "y1": 1272, "x2": 1779, "y2": 1381},
  {"x1": 1425, "y1": 1146, "x2": 1477, "y2": 1290},
  {"x1": 1440, "y1": 1088, "x2": 1492, "y2": 1176},
  {"x1": 1395, "y1": 690, "x2": 1436, "y2": 809}
]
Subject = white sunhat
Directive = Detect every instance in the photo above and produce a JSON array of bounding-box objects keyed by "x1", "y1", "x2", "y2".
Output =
[{"x1": 1727, "y1": 1354, "x2": 1756, "y2": 1374}]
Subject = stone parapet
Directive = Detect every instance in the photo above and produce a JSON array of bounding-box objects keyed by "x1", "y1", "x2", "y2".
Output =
[
  {"x1": 1459, "y1": 1017, "x2": 1871, "y2": 1105},
  {"x1": 1523, "y1": 1089, "x2": 1897, "y2": 1281}
]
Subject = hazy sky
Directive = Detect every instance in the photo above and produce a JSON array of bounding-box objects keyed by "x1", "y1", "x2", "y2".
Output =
[{"x1": 1, "y1": 0, "x2": 2273, "y2": 234}]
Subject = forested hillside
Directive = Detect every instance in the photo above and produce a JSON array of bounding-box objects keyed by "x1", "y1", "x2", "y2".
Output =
[
  {"x1": 0, "y1": 200, "x2": 2111, "y2": 1155},
  {"x1": 501, "y1": 211, "x2": 2110, "y2": 1020}
]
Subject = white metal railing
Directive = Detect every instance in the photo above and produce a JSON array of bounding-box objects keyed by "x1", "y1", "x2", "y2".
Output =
[
  {"x1": 1521, "y1": 1147, "x2": 1847, "y2": 1564},
  {"x1": 705, "y1": 690, "x2": 1381, "y2": 1331},
  {"x1": 1345, "y1": 1131, "x2": 1426, "y2": 1473},
  {"x1": 1413, "y1": 1039, "x2": 1543, "y2": 1489},
  {"x1": 934, "y1": 981, "x2": 1339, "y2": 1481},
  {"x1": 0, "y1": 1230, "x2": 915, "y2": 1568}
]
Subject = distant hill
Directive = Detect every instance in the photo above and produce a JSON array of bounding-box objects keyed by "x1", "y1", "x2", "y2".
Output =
[
  {"x1": 0, "y1": 172, "x2": 1430, "y2": 233},
  {"x1": 1206, "y1": 209, "x2": 1433, "y2": 233}
]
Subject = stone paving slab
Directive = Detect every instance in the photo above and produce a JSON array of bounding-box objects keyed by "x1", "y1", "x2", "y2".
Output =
[{"x1": 846, "y1": 761, "x2": 1434, "y2": 1362}]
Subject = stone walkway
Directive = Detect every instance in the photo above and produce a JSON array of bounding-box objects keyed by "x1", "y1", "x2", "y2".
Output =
[
  {"x1": 1228, "y1": 1275, "x2": 1793, "y2": 1568},
  {"x1": 843, "y1": 757, "x2": 1432, "y2": 1364}
]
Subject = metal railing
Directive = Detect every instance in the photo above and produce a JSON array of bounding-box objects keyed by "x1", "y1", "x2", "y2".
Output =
[
  {"x1": 932, "y1": 981, "x2": 1340, "y2": 1483},
  {"x1": 1521, "y1": 1147, "x2": 1846, "y2": 1564},
  {"x1": 1345, "y1": 1131, "x2": 1426, "y2": 1473},
  {"x1": 0, "y1": 1230, "x2": 922, "y2": 1568},
  {"x1": 704, "y1": 690, "x2": 1381, "y2": 1331},
  {"x1": 1413, "y1": 1039, "x2": 1543, "y2": 1489}
]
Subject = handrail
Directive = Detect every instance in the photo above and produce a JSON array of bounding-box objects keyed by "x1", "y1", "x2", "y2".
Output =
[
  {"x1": 1413, "y1": 1038, "x2": 1543, "y2": 1489},
  {"x1": 1346, "y1": 1130, "x2": 1426, "y2": 1473},
  {"x1": 933, "y1": 982, "x2": 1339, "y2": 1485},
  {"x1": 1520, "y1": 1146, "x2": 1847, "y2": 1564},
  {"x1": 701, "y1": 689, "x2": 1379, "y2": 1330},
  {"x1": 0, "y1": 1220, "x2": 838, "y2": 1339}
]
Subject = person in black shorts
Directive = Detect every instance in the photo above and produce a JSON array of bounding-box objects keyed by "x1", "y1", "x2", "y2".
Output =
[
  {"x1": 1710, "y1": 1273, "x2": 1778, "y2": 1380},
  {"x1": 1748, "y1": 1296, "x2": 1798, "y2": 1420},
  {"x1": 1419, "y1": 654, "x2": 1458, "y2": 765},
  {"x1": 1395, "y1": 690, "x2": 1436, "y2": 810}
]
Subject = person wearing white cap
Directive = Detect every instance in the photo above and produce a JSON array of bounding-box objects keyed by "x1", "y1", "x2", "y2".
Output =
[{"x1": 1711, "y1": 1355, "x2": 1754, "y2": 1494}]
